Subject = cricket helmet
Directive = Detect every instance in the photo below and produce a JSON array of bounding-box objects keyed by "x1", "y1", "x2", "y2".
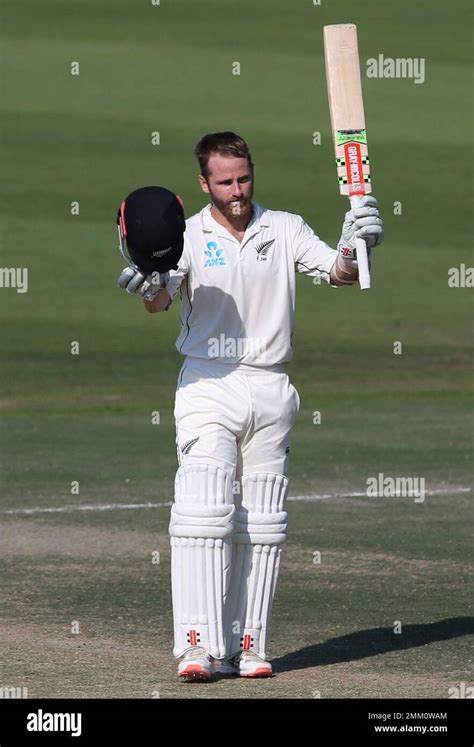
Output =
[{"x1": 117, "y1": 186, "x2": 185, "y2": 273}]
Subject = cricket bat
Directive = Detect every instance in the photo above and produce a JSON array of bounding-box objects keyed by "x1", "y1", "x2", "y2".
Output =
[{"x1": 324, "y1": 23, "x2": 372, "y2": 290}]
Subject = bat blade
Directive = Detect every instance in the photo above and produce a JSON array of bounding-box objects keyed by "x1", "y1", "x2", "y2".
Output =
[{"x1": 324, "y1": 23, "x2": 372, "y2": 289}]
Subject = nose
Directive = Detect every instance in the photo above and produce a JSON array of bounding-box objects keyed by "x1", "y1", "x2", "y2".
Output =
[{"x1": 232, "y1": 182, "x2": 243, "y2": 197}]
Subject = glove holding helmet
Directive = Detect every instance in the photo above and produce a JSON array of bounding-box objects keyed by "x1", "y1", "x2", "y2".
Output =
[
  {"x1": 116, "y1": 186, "x2": 185, "y2": 301},
  {"x1": 117, "y1": 265, "x2": 169, "y2": 301}
]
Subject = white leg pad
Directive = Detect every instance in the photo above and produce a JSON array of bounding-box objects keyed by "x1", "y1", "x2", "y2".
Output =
[
  {"x1": 224, "y1": 472, "x2": 288, "y2": 658},
  {"x1": 169, "y1": 463, "x2": 234, "y2": 659}
]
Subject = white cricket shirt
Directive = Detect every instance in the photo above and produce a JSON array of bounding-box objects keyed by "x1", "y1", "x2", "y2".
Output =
[{"x1": 165, "y1": 202, "x2": 338, "y2": 367}]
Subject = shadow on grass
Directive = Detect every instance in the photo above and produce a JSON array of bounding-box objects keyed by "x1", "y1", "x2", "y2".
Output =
[{"x1": 273, "y1": 617, "x2": 474, "y2": 672}]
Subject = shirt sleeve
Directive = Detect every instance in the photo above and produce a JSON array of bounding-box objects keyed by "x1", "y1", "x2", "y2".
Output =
[
  {"x1": 291, "y1": 214, "x2": 338, "y2": 285},
  {"x1": 165, "y1": 234, "x2": 190, "y2": 301}
]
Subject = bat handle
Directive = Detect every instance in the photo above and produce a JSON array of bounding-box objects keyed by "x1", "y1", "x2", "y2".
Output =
[
  {"x1": 350, "y1": 196, "x2": 371, "y2": 290},
  {"x1": 355, "y1": 237, "x2": 371, "y2": 290}
]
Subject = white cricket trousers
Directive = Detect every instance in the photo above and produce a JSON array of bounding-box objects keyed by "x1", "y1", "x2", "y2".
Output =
[{"x1": 173, "y1": 356, "x2": 300, "y2": 477}]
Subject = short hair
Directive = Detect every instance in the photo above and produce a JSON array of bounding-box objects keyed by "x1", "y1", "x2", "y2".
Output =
[{"x1": 194, "y1": 132, "x2": 254, "y2": 179}]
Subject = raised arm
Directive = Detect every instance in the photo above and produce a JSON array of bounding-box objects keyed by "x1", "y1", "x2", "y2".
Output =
[{"x1": 292, "y1": 200, "x2": 383, "y2": 287}]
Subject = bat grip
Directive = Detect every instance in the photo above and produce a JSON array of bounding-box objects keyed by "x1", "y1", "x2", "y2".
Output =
[{"x1": 350, "y1": 196, "x2": 371, "y2": 290}]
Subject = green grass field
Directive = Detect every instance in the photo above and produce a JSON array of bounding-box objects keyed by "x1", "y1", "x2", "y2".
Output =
[{"x1": 0, "y1": 0, "x2": 472, "y2": 699}]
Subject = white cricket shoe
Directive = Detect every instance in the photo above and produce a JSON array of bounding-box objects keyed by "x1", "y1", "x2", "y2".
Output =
[
  {"x1": 220, "y1": 651, "x2": 273, "y2": 678},
  {"x1": 178, "y1": 646, "x2": 216, "y2": 681}
]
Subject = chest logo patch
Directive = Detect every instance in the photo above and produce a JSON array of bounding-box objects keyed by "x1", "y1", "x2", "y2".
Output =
[
  {"x1": 204, "y1": 241, "x2": 226, "y2": 267},
  {"x1": 255, "y1": 238, "x2": 275, "y2": 260}
]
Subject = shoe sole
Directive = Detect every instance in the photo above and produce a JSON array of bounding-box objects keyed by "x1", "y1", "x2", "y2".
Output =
[
  {"x1": 220, "y1": 662, "x2": 273, "y2": 678},
  {"x1": 179, "y1": 665, "x2": 213, "y2": 682}
]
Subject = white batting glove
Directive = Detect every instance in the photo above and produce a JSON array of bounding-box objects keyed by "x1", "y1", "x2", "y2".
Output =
[
  {"x1": 117, "y1": 266, "x2": 169, "y2": 301},
  {"x1": 337, "y1": 195, "x2": 384, "y2": 267}
]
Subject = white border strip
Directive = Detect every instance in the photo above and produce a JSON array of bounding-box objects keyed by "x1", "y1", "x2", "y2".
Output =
[{"x1": 1, "y1": 487, "x2": 470, "y2": 516}]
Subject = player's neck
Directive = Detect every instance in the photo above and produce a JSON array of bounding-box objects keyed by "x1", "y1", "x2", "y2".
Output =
[{"x1": 210, "y1": 203, "x2": 253, "y2": 238}]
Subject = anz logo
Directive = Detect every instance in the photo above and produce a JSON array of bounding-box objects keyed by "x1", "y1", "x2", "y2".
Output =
[{"x1": 204, "y1": 241, "x2": 226, "y2": 268}]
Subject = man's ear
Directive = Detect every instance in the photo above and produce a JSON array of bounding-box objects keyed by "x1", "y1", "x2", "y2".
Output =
[{"x1": 198, "y1": 174, "x2": 210, "y2": 194}]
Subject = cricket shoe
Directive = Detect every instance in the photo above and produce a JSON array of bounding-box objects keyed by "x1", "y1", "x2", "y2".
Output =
[
  {"x1": 178, "y1": 646, "x2": 216, "y2": 682},
  {"x1": 220, "y1": 651, "x2": 273, "y2": 678}
]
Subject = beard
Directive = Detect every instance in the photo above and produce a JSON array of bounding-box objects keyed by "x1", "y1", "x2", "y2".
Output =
[{"x1": 209, "y1": 187, "x2": 254, "y2": 221}]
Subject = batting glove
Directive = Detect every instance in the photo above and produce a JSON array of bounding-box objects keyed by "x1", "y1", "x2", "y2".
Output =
[
  {"x1": 117, "y1": 266, "x2": 170, "y2": 301},
  {"x1": 337, "y1": 195, "x2": 384, "y2": 267}
]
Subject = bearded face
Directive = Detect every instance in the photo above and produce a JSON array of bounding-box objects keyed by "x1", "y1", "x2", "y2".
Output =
[{"x1": 199, "y1": 154, "x2": 254, "y2": 222}]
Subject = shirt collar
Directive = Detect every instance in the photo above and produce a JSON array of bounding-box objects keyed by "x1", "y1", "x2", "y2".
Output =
[{"x1": 200, "y1": 201, "x2": 269, "y2": 236}]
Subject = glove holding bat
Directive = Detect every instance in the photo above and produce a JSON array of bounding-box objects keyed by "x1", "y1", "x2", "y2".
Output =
[{"x1": 337, "y1": 195, "x2": 384, "y2": 270}]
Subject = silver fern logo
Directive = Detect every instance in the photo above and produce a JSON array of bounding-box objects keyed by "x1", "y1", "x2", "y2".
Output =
[
  {"x1": 151, "y1": 246, "x2": 172, "y2": 258},
  {"x1": 181, "y1": 437, "x2": 199, "y2": 455},
  {"x1": 255, "y1": 239, "x2": 274, "y2": 261}
]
